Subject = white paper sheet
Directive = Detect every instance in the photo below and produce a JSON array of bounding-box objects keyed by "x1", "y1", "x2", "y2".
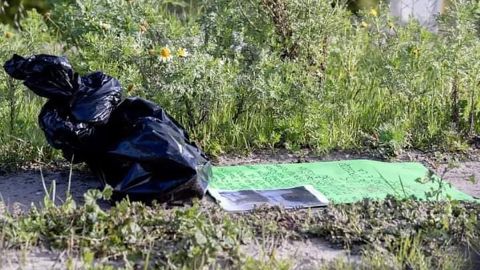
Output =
[{"x1": 208, "y1": 185, "x2": 329, "y2": 212}]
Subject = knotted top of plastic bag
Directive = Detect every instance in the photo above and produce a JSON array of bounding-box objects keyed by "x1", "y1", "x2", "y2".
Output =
[
  {"x1": 4, "y1": 54, "x2": 78, "y2": 99},
  {"x1": 3, "y1": 54, "x2": 122, "y2": 124}
]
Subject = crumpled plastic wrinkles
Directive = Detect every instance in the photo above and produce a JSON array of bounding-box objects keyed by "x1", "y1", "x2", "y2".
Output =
[{"x1": 3, "y1": 54, "x2": 211, "y2": 203}]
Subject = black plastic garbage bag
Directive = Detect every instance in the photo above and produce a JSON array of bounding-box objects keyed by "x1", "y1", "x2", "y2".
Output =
[
  {"x1": 4, "y1": 54, "x2": 78, "y2": 99},
  {"x1": 38, "y1": 99, "x2": 112, "y2": 162},
  {"x1": 4, "y1": 54, "x2": 122, "y2": 125},
  {"x1": 5, "y1": 54, "x2": 122, "y2": 162},
  {"x1": 3, "y1": 54, "x2": 211, "y2": 203},
  {"x1": 88, "y1": 97, "x2": 210, "y2": 202}
]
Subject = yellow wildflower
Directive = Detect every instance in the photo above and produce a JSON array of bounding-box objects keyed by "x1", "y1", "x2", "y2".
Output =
[
  {"x1": 369, "y1": 8, "x2": 378, "y2": 17},
  {"x1": 4, "y1": 31, "x2": 13, "y2": 39},
  {"x1": 361, "y1": 21, "x2": 369, "y2": 28},
  {"x1": 160, "y1": 47, "x2": 172, "y2": 62},
  {"x1": 177, "y1": 47, "x2": 188, "y2": 57}
]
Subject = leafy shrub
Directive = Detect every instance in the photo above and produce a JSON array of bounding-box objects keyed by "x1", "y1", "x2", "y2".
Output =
[
  {"x1": 1, "y1": 0, "x2": 480, "y2": 165},
  {"x1": 0, "y1": 11, "x2": 61, "y2": 167}
]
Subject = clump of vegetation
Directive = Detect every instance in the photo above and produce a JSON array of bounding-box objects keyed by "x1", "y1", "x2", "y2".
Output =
[
  {"x1": 0, "y1": 188, "x2": 246, "y2": 269},
  {"x1": 0, "y1": 0, "x2": 479, "y2": 167},
  {"x1": 1, "y1": 0, "x2": 479, "y2": 269},
  {"x1": 0, "y1": 0, "x2": 50, "y2": 27},
  {"x1": 308, "y1": 196, "x2": 480, "y2": 269},
  {"x1": 0, "y1": 188, "x2": 478, "y2": 269}
]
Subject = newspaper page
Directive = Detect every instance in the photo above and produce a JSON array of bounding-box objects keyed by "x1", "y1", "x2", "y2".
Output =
[{"x1": 208, "y1": 185, "x2": 329, "y2": 212}]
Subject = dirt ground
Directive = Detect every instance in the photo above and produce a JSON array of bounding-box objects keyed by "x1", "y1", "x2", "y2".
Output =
[
  {"x1": 0, "y1": 169, "x2": 100, "y2": 212},
  {"x1": 1, "y1": 150, "x2": 479, "y2": 269},
  {"x1": 2, "y1": 149, "x2": 479, "y2": 211}
]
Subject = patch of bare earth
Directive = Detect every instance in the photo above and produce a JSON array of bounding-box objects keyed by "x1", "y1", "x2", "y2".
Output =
[
  {"x1": 0, "y1": 169, "x2": 103, "y2": 212},
  {"x1": 0, "y1": 250, "x2": 78, "y2": 270}
]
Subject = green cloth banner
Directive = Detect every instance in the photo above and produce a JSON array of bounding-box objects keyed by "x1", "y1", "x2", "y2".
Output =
[{"x1": 210, "y1": 160, "x2": 474, "y2": 204}]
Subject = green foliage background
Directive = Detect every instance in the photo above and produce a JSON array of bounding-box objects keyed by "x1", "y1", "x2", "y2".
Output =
[
  {"x1": 0, "y1": 0, "x2": 479, "y2": 167},
  {"x1": 0, "y1": 0, "x2": 49, "y2": 26}
]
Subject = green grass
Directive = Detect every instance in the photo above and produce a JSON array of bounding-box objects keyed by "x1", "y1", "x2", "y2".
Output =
[
  {"x1": 0, "y1": 185, "x2": 478, "y2": 269},
  {"x1": 0, "y1": 0, "x2": 479, "y2": 167},
  {"x1": 0, "y1": 1, "x2": 480, "y2": 267}
]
